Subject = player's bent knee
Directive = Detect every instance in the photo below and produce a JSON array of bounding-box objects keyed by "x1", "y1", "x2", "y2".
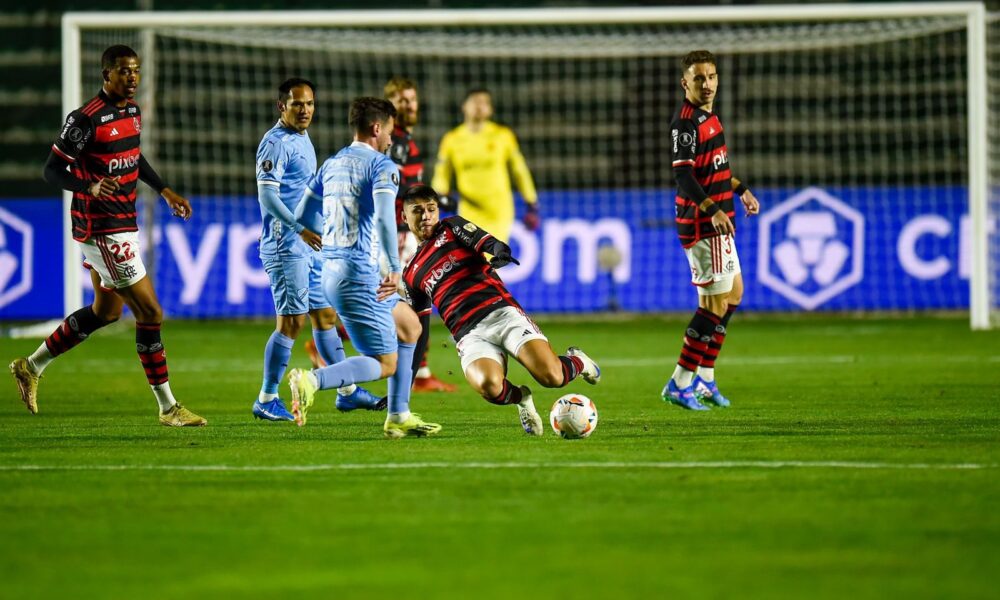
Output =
[
  {"x1": 135, "y1": 304, "x2": 163, "y2": 324},
  {"x1": 93, "y1": 305, "x2": 122, "y2": 323},
  {"x1": 479, "y1": 376, "x2": 505, "y2": 401},
  {"x1": 277, "y1": 315, "x2": 306, "y2": 338},
  {"x1": 538, "y1": 365, "x2": 564, "y2": 388}
]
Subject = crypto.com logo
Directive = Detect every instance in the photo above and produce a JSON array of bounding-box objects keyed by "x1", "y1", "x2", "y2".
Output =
[
  {"x1": 757, "y1": 187, "x2": 864, "y2": 310},
  {"x1": 0, "y1": 206, "x2": 33, "y2": 310}
]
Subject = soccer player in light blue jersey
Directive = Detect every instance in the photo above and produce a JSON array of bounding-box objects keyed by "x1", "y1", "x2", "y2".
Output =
[
  {"x1": 254, "y1": 79, "x2": 382, "y2": 423},
  {"x1": 288, "y1": 97, "x2": 440, "y2": 438}
]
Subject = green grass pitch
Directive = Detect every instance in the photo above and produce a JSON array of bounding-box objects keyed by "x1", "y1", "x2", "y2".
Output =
[{"x1": 1, "y1": 316, "x2": 998, "y2": 598}]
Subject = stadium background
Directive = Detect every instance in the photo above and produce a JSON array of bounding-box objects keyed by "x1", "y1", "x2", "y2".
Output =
[
  {"x1": 0, "y1": 0, "x2": 998, "y2": 321},
  {"x1": 1, "y1": 4, "x2": 998, "y2": 599}
]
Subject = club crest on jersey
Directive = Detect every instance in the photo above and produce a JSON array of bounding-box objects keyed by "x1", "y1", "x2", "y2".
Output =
[
  {"x1": 260, "y1": 159, "x2": 273, "y2": 173},
  {"x1": 133, "y1": 117, "x2": 141, "y2": 133}
]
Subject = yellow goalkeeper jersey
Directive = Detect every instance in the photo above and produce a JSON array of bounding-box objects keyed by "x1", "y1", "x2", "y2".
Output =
[{"x1": 431, "y1": 121, "x2": 537, "y2": 242}]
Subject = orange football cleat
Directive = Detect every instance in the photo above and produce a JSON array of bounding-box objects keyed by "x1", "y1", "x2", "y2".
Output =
[{"x1": 412, "y1": 373, "x2": 458, "y2": 393}]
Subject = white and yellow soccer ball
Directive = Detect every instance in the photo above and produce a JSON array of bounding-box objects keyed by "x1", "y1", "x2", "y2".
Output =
[{"x1": 549, "y1": 394, "x2": 598, "y2": 439}]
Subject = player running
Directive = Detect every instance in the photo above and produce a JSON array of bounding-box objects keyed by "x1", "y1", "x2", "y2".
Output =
[
  {"x1": 253, "y1": 78, "x2": 381, "y2": 423},
  {"x1": 662, "y1": 50, "x2": 760, "y2": 410},
  {"x1": 286, "y1": 97, "x2": 439, "y2": 437},
  {"x1": 400, "y1": 184, "x2": 600, "y2": 436},
  {"x1": 9, "y1": 45, "x2": 205, "y2": 426}
]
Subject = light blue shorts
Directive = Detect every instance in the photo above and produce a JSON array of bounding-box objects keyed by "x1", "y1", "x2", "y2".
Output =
[
  {"x1": 321, "y1": 260, "x2": 398, "y2": 357},
  {"x1": 261, "y1": 252, "x2": 332, "y2": 316}
]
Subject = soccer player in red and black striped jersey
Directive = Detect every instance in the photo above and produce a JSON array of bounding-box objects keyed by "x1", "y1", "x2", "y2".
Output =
[
  {"x1": 8, "y1": 45, "x2": 206, "y2": 427},
  {"x1": 663, "y1": 50, "x2": 760, "y2": 411},
  {"x1": 400, "y1": 184, "x2": 600, "y2": 436}
]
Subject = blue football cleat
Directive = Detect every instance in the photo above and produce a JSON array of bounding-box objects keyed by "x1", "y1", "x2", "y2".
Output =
[
  {"x1": 662, "y1": 379, "x2": 710, "y2": 411},
  {"x1": 253, "y1": 397, "x2": 296, "y2": 421},
  {"x1": 335, "y1": 387, "x2": 387, "y2": 412},
  {"x1": 693, "y1": 375, "x2": 730, "y2": 408}
]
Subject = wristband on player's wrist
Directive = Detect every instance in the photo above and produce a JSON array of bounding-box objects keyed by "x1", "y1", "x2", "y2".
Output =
[
  {"x1": 733, "y1": 183, "x2": 749, "y2": 197},
  {"x1": 700, "y1": 199, "x2": 721, "y2": 216}
]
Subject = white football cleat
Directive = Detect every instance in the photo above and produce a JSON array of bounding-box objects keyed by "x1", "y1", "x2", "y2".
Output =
[
  {"x1": 516, "y1": 385, "x2": 544, "y2": 436},
  {"x1": 567, "y1": 347, "x2": 601, "y2": 385}
]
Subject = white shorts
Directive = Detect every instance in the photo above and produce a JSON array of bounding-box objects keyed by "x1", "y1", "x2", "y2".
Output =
[
  {"x1": 80, "y1": 231, "x2": 147, "y2": 290},
  {"x1": 455, "y1": 306, "x2": 548, "y2": 372},
  {"x1": 684, "y1": 234, "x2": 741, "y2": 296}
]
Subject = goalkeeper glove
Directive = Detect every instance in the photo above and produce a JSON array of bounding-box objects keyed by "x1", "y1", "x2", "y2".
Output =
[
  {"x1": 522, "y1": 203, "x2": 541, "y2": 231},
  {"x1": 489, "y1": 244, "x2": 520, "y2": 270}
]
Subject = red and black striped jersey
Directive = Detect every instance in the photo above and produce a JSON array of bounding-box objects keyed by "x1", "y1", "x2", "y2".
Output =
[
  {"x1": 403, "y1": 216, "x2": 522, "y2": 341},
  {"x1": 670, "y1": 99, "x2": 735, "y2": 248},
  {"x1": 52, "y1": 90, "x2": 143, "y2": 242},
  {"x1": 388, "y1": 123, "x2": 423, "y2": 230}
]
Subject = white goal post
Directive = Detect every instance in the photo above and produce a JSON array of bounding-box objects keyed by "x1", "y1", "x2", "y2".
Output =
[{"x1": 60, "y1": 3, "x2": 993, "y2": 327}]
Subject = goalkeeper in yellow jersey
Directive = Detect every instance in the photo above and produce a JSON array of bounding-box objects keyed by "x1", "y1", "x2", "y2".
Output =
[{"x1": 431, "y1": 88, "x2": 540, "y2": 243}]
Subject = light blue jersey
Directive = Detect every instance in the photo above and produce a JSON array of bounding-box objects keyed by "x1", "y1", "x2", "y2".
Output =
[
  {"x1": 305, "y1": 141, "x2": 400, "y2": 279},
  {"x1": 255, "y1": 121, "x2": 318, "y2": 257}
]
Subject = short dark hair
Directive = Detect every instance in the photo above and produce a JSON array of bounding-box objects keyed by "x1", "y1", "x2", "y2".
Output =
[
  {"x1": 348, "y1": 97, "x2": 396, "y2": 134},
  {"x1": 278, "y1": 77, "x2": 316, "y2": 102},
  {"x1": 401, "y1": 183, "x2": 438, "y2": 204},
  {"x1": 101, "y1": 45, "x2": 138, "y2": 70},
  {"x1": 682, "y1": 50, "x2": 717, "y2": 73},
  {"x1": 463, "y1": 87, "x2": 491, "y2": 102}
]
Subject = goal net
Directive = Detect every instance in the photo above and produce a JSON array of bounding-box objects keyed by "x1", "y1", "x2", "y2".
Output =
[{"x1": 65, "y1": 6, "x2": 996, "y2": 326}]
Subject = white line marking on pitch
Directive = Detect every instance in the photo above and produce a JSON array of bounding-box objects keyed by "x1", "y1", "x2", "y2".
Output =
[
  {"x1": 48, "y1": 354, "x2": 1000, "y2": 373},
  {"x1": 0, "y1": 461, "x2": 994, "y2": 472}
]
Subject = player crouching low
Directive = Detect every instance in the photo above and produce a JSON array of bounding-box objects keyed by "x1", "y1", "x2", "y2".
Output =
[{"x1": 400, "y1": 184, "x2": 600, "y2": 435}]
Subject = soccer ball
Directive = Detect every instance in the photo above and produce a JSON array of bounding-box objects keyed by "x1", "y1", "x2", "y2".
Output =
[{"x1": 549, "y1": 394, "x2": 598, "y2": 439}]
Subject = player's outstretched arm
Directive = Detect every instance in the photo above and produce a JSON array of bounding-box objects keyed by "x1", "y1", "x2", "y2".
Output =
[{"x1": 446, "y1": 215, "x2": 519, "y2": 268}]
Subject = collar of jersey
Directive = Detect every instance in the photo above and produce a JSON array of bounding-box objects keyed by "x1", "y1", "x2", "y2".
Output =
[
  {"x1": 275, "y1": 119, "x2": 306, "y2": 135},
  {"x1": 349, "y1": 140, "x2": 379, "y2": 153}
]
